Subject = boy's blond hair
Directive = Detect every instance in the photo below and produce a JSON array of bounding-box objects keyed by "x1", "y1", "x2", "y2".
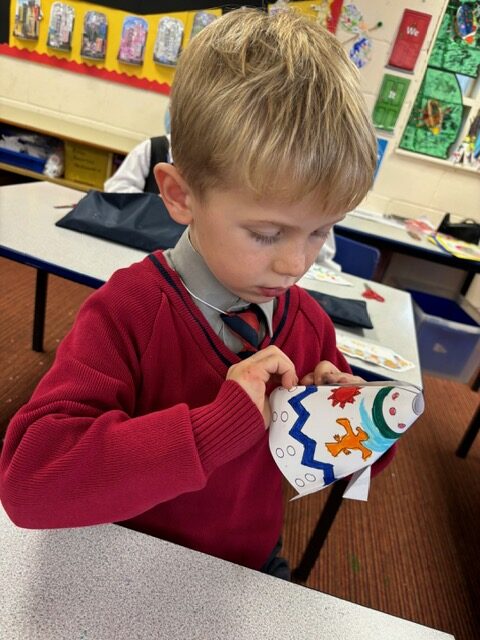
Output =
[{"x1": 170, "y1": 8, "x2": 377, "y2": 213}]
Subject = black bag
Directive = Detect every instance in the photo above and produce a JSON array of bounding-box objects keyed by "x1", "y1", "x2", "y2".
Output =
[
  {"x1": 305, "y1": 289, "x2": 373, "y2": 329},
  {"x1": 437, "y1": 213, "x2": 480, "y2": 245},
  {"x1": 55, "y1": 191, "x2": 186, "y2": 252}
]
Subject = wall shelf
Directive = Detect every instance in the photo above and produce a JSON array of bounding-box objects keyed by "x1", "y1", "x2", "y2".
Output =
[{"x1": 395, "y1": 148, "x2": 480, "y2": 173}]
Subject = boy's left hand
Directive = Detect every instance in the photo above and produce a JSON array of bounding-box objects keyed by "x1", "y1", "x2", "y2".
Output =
[{"x1": 300, "y1": 361, "x2": 364, "y2": 386}]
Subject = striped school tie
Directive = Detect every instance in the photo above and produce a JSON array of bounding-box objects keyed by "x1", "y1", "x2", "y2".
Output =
[{"x1": 221, "y1": 304, "x2": 264, "y2": 358}]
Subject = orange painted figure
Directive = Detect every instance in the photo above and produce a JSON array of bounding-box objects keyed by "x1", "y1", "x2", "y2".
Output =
[{"x1": 325, "y1": 417, "x2": 372, "y2": 460}]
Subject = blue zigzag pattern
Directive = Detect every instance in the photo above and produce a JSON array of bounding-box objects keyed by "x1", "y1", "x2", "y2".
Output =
[{"x1": 288, "y1": 387, "x2": 336, "y2": 486}]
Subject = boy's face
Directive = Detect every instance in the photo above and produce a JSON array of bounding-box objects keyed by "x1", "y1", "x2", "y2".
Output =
[{"x1": 188, "y1": 186, "x2": 345, "y2": 303}]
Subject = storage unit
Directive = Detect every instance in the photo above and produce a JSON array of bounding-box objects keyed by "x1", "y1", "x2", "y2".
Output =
[{"x1": 410, "y1": 290, "x2": 480, "y2": 383}]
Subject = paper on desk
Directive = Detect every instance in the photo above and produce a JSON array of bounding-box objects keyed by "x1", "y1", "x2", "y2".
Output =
[
  {"x1": 336, "y1": 331, "x2": 415, "y2": 372},
  {"x1": 430, "y1": 234, "x2": 480, "y2": 261},
  {"x1": 304, "y1": 264, "x2": 352, "y2": 285},
  {"x1": 349, "y1": 209, "x2": 406, "y2": 230},
  {"x1": 269, "y1": 381, "x2": 424, "y2": 500}
]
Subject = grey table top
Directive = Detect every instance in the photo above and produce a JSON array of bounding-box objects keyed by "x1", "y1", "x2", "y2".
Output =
[{"x1": 0, "y1": 505, "x2": 454, "y2": 640}]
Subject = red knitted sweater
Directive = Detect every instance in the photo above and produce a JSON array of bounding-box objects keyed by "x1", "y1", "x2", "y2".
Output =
[{"x1": 0, "y1": 252, "x2": 349, "y2": 569}]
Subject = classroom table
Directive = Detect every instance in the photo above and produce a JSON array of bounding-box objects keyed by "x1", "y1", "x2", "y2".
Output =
[
  {"x1": 335, "y1": 210, "x2": 480, "y2": 294},
  {"x1": 0, "y1": 181, "x2": 422, "y2": 388},
  {"x1": 0, "y1": 504, "x2": 454, "y2": 640}
]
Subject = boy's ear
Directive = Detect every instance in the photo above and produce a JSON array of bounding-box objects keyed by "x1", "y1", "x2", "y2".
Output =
[{"x1": 154, "y1": 163, "x2": 193, "y2": 225}]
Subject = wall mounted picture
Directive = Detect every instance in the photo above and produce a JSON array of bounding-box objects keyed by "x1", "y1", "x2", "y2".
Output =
[
  {"x1": 190, "y1": 11, "x2": 217, "y2": 39},
  {"x1": 13, "y1": 0, "x2": 42, "y2": 40},
  {"x1": 81, "y1": 11, "x2": 107, "y2": 61},
  {"x1": 388, "y1": 9, "x2": 432, "y2": 72},
  {"x1": 117, "y1": 16, "x2": 148, "y2": 65},
  {"x1": 153, "y1": 17, "x2": 183, "y2": 66},
  {"x1": 372, "y1": 74, "x2": 410, "y2": 131},
  {"x1": 400, "y1": 68, "x2": 464, "y2": 159},
  {"x1": 47, "y1": 2, "x2": 74, "y2": 51}
]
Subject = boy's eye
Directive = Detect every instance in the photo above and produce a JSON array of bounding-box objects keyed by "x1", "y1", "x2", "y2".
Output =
[{"x1": 249, "y1": 231, "x2": 281, "y2": 245}]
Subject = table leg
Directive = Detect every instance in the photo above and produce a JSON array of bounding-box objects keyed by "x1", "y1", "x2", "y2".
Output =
[
  {"x1": 32, "y1": 269, "x2": 48, "y2": 352},
  {"x1": 456, "y1": 403, "x2": 479, "y2": 459},
  {"x1": 292, "y1": 478, "x2": 348, "y2": 583}
]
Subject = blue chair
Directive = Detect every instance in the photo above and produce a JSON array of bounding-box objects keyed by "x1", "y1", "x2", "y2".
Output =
[{"x1": 334, "y1": 233, "x2": 381, "y2": 280}]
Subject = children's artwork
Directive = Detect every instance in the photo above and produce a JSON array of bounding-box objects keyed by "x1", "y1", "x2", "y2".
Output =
[
  {"x1": 372, "y1": 74, "x2": 410, "y2": 131},
  {"x1": 190, "y1": 12, "x2": 217, "y2": 39},
  {"x1": 304, "y1": 264, "x2": 352, "y2": 286},
  {"x1": 81, "y1": 11, "x2": 107, "y2": 61},
  {"x1": 47, "y1": 2, "x2": 74, "y2": 51},
  {"x1": 118, "y1": 16, "x2": 148, "y2": 66},
  {"x1": 430, "y1": 234, "x2": 480, "y2": 261},
  {"x1": 335, "y1": 331, "x2": 415, "y2": 372},
  {"x1": 399, "y1": 68, "x2": 463, "y2": 159},
  {"x1": 13, "y1": 0, "x2": 42, "y2": 40},
  {"x1": 454, "y1": 1, "x2": 478, "y2": 45},
  {"x1": 428, "y1": 0, "x2": 480, "y2": 78},
  {"x1": 349, "y1": 35, "x2": 372, "y2": 68},
  {"x1": 269, "y1": 381, "x2": 424, "y2": 499},
  {"x1": 388, "y1": 9, "x2": 432, "y2": 72},
  {"x1": 153, "y1": 17, "x2": 184, "y2": 67}
]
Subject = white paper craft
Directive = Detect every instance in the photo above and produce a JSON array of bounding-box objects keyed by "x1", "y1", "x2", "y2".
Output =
[
  {"x1": 304, "y1": 264, "x2": 352, "y2": 286},
  {"x1": 269, "y1": 381, "x2": 424, "y2": 500}
]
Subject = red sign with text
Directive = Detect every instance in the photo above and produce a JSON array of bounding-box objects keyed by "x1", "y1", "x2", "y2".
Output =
[{"x1": 388, "y1": 9, "x2": 432, "y2": 71}]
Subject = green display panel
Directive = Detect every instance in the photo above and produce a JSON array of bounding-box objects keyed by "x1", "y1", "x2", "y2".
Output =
[
  {"x1": 428, "y1": 1, "x2": 480, "y2": 78},
  {"x1": 399, "y1": 68, "x2": 464, "y2": 158},
  {"x1": 372, "y1": 75, "x2": 410, "y2": 131}
]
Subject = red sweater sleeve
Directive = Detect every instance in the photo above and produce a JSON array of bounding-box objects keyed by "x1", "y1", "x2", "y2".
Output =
[{"x1": 0, "y1": 268, "x2": 265, "y2": 529}]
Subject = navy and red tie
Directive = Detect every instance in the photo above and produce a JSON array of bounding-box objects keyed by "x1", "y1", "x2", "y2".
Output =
[{"x1": 221, "y1": 304, "x2": 264, "y2": 359}]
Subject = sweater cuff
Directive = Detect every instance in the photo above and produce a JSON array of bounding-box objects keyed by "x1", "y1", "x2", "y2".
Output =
[{"x1": 190, "y1": 380, "x2": 265, "y2": 475}]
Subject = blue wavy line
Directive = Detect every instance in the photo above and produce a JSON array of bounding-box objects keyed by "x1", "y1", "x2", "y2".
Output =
[{"x1": 288, "y1": 387, "x2": 336, "y2": 486}]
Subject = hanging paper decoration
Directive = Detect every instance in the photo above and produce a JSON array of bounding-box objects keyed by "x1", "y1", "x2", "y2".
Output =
[
  {"x1": 190, "y1": 11, "x2": 217, "y2": 39},
  {"x1": 13, "y1": 0, "x2": 42, "y2": 41},
  {"x1": 269, "y1": 382, "x2": 424, "y2": 499},
  {"x1": 47, "y1": 2, "x2": 74, "y2": 52},
  {"x1": 117, "y1": 16, "x2": 148, "y2": 66},
  {"x1": 81, "y1": 11, "x2": 107, "y2": 61},
  {"x1": 349, "y1": 35, "x2": 371, "y2": 68},
  {"x1": 400, "y1": 68, "x2": 463, "y2": 159},
  {"x1": 372, "y1": 74, "x2": 410, "y2": 131},
  {"x1": 388, "y1": 9, "x2": 432, "y2": 72},
  {"x1": 153, "y1": 17, "x2": 184, "y2": 67}
]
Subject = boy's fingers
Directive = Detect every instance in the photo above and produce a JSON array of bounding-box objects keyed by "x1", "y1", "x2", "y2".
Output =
[{"x1": 312, "y1": 360, "x2": 341, "y2": 385}]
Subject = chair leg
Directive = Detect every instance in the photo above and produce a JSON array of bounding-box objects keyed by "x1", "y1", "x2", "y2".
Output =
[
  {"x1": 456, "y1": 403, "x2": 480, "y2": 459},
  {"x1": 32, "y1": 269, "x2": 48, "y2": 353},
  {"x1": 292, "y1": 478, "x2": 348, "y2": 583}
]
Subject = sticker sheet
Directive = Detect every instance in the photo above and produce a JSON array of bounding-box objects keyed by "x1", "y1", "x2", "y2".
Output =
[
  {"x1": 269, "y1": 381, "x2": 424, "y2": 499},
  {"x1": 335, "y1": 332, "x2": 415, "y2": 372}
]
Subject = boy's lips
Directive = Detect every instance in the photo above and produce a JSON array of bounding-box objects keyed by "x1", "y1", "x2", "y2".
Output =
[{"x1": 258, "y1": 286, "x2": 289, "y2": 297}]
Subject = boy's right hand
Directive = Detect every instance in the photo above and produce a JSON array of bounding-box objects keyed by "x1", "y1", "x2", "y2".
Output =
[{"x1": 226, "y1": 345, "x2": 298, "y2": 427}]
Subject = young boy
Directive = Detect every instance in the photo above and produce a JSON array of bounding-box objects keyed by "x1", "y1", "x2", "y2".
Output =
[{"x1": 0, "y1": 9, "x2": 376, "y2": 576}]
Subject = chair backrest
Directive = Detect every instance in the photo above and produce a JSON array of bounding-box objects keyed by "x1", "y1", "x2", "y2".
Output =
[{"x1": 334, "y1": 233, "x2": 381, "y2": 280}]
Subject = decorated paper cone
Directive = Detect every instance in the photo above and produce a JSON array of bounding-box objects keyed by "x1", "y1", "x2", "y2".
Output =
[{"x1": 269, "y1": 381, "x2": 424, "y2": 499}]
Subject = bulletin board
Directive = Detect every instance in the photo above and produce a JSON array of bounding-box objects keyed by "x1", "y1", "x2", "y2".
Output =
[{"x1": 0, "y1": 0, "x2": 344, "y2": 95}]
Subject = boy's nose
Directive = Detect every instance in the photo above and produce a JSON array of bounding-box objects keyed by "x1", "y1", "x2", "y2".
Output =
[{"x1": 273, "y1": 249, "x2": 306, "y2": 278}]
